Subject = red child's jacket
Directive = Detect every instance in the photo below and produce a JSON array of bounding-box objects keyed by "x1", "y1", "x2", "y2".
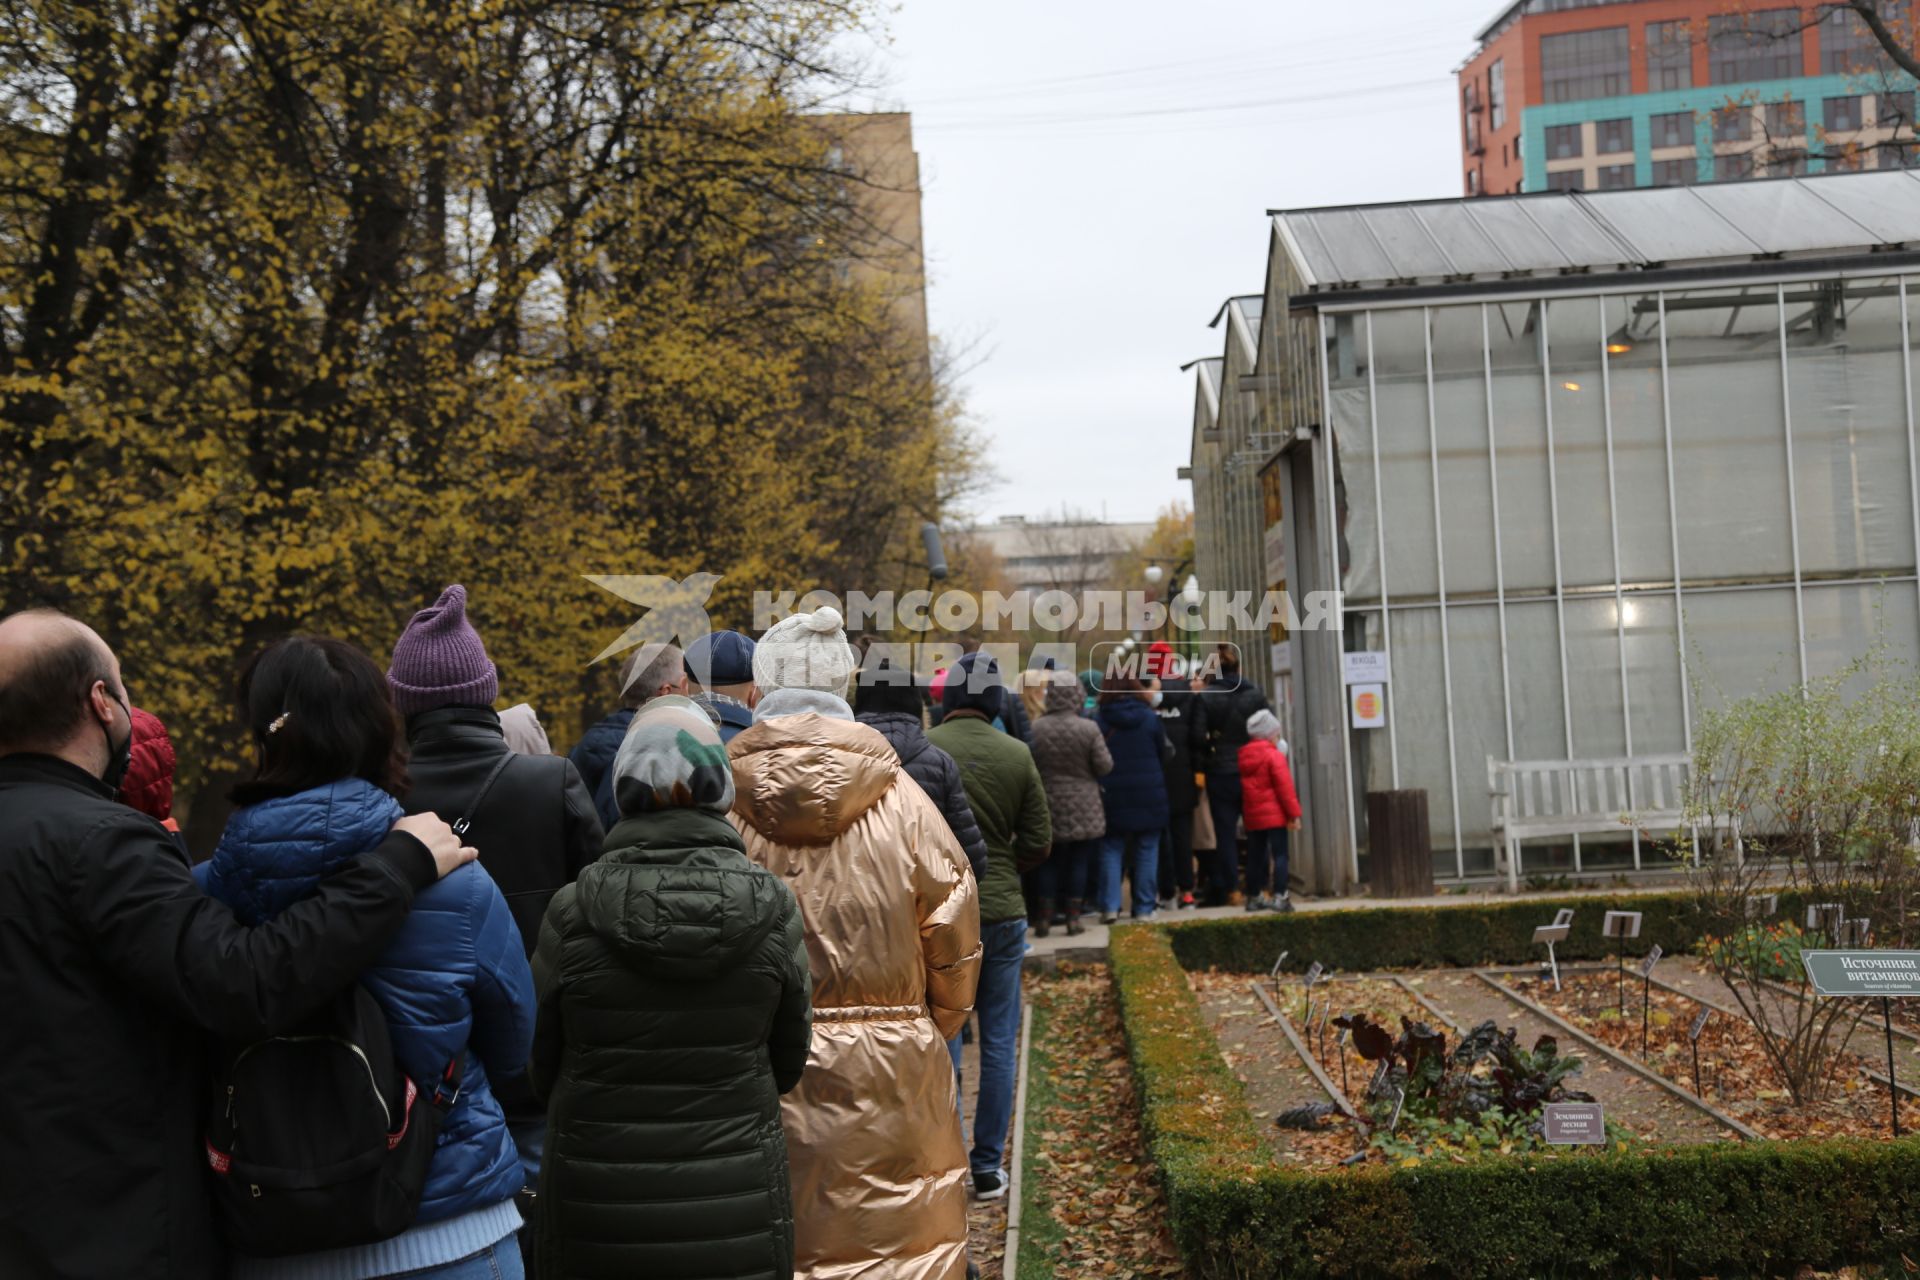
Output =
[{"x1": 1236, "y1": 737, "x2": 1301, "y2": 832}]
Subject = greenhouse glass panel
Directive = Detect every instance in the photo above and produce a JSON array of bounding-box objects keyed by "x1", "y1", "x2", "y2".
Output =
[
  {"x1": 1385, "y1": 606, "x2": 1457, "y2": 867},
  {"x1": 1802, "y1": 581, "x2": 1920, "y2": 700},
  {"x1": 1327, "y1": 313, "x2": 1382, "y2": 603},
  {"x1": 1447, "y1": 603, "x2": 1508, "y2": 850},
  {"x1": 1664, "y1": 287, "x2": 1795, "y2": 583},
  {"x1": 1786, "y1": 279, "x2": 1915, "y2": 577},
  {"x1": 1488, "y1": 300, "x2": 1558, "y2": 592},
  {"x1": 1431, "y1": 305, "x2": 1499, "y2": 597},
  {"x1": 1545, "y1": 297, "x2": 1615, "y2": 591},
  {"x1": 1622, "y1": 593, "x2": 1687, "y2": 754},
  {"x1": 1682, "y1": 587, "x2": 1801, "y2": 709},
  {"x1": 1602, "y1": 294, "x2": 1676, "y2": 585},
  {"x1": 1505, "y1": 600, "x2": 1570, "y2": 761},
  {"x1": 1373, "y1": 309, "x2": 1441, "y2": 600},
  {"x1": 1563, "y1": 596, "x2": 1629, "y2": 757}
]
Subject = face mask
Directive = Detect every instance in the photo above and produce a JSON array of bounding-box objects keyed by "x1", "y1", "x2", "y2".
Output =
[
  {"x1": 1149, "y1": 691, "x2": 1164, "y2": 708},
  {"x1": 99, "y1": 691, "x2": 134, "y2": 792}
]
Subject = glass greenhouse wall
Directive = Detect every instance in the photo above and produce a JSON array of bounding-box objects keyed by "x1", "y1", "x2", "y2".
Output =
[{"x1": 1323, "y1": 274, "x2": 1920, "y2": 879}]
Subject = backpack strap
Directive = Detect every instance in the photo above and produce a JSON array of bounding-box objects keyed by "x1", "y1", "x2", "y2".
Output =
[
  {"x1": 451, "y1": 752, "x2": 515, "y2": 837},
  {"x1": 430, "y1": 1055, "x2": 464, "y2": 1115}
]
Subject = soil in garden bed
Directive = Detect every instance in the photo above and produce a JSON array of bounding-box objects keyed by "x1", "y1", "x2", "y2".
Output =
[
  {"x1": 1187, "y1": 969, "x2": 1368, "y2": 1169},
  {"x1": 1507, "y1": 969, "x2": 1913, "y2": 1142},
  {"x1": 1422, "y1": 970, "x2": 1734, "y2": 1144},
  {"x1": 1647, "y1": 957, "x2": 1920, "y2": 1076}
]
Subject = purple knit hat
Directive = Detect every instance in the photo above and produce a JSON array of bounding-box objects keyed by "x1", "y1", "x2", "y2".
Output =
[{"x1": 387, "y1": 584, "x2": 498, "y2": 715}]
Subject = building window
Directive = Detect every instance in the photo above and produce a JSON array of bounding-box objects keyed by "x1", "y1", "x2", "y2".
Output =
[
  {"x1": 1765, "y1": 100, "x2": 1805, "y2": 141},
  {"x1": 1715, "y1": 151, "x2": 1754, "y2": 181},
  {"x1": 1651, "y1": 110, "x2": 1694, "y2": 149},
  {"x1": 1709, "y1": 10, "x2": 1804, "y2": 84},
  {"x1": 1597, "y1": 163, "x2": 1636, "y2": 189},
  {"x1": 1652, "y1": 157, "x2": 1698, "y2": 185},
  {"x1": 1490, "y1": 58, "x2": 1507, "y2": 130},
  {"x1": 1546, "y1": 123, "x2": 1585, "y2": 158},
  {"x1": 1540, "y1": 27, "x2": 1632, "y2": 103},
  {"x1": 1596, "y1": 117, "x2": 1633, "y2": 153},
  {"x1": 1828, "y1": 145, "x2": 1865, "y2": 171},
  {"x1": 1769, "y1": 148, "x2": 1808, "y2": 176},
  {"x1": 1879, "y1": 141, "x2": 1919, "y2": 168},
  {"x1": 1878, "y1": 91, "x2": 1916, "y2": 130},
  {"x1": 1822, "y1": 2, "x2": 1909, "y2": 75},
  {"x1": 1467, "y1": 167, "x2": 1483, "y2": 195},
  {"x1": 1825, "y1": 95, "x2": 1864, "y2": 133},
  {"x1": 1464, "y1": 83, "x2": 1482, "y2": 153},
  {"x1": 1713, "y1": 105, "x2": 1753, "y2": 143},
  {"x1": 1548, "y1": 169, "x2": 1585, "y2": 192},
  {"x1": 1647, "y1": 20, "x2": 1693, "y2": 91}
]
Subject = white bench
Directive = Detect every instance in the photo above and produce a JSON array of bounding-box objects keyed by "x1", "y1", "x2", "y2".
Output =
[{"x1": 1488, "y1": 754, "x2": 1709, "y2": 890}]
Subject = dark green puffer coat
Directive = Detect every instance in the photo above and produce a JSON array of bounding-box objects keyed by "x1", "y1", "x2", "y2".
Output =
[{"x1": 530, "y1": 806, "x2": 812, "y2": 1280}]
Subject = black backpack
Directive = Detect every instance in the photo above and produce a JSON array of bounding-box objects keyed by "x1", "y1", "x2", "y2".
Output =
[{"x1": 204, "y1": 983, "x2": 461, "y2": 1256}]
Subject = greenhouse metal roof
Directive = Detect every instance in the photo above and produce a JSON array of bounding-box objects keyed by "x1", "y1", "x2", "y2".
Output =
[{"x1": 1273, "y1": 170, "x2": 1920, "y2": 302}]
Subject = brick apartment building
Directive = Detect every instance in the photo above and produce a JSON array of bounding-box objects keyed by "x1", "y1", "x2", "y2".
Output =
[{"x1": 1459, "y1": 1, "x2": 1919, "y2": 194}]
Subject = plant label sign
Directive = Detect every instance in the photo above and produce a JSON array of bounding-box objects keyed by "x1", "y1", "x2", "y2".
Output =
[
  {"x1": 1269, "y1": 951, "x2": 1290, "y2": 979},
  {"x1": 1639, "y1": 944, "x2": 1664, "y2": 977},
  {"x1": 1533, "y1": 923, "x2": 1570, "y2": 945},
  {"x1": 1689, "y1": 1007, "x2": 1712, "y2": 1042},
  {"x1": 1304, "y1": 961, "x2": 1325, "y2": 988},
  {"x1": 1602, "y1": 911, "x2": 1642, "y2": 939},
  {"x1": 1802, "y1": 950, "x2": 1920, "y2": 997},
  {"x1": 1543, "y1": 1102, "x2": 1606, "y2": 1145},
  {"x1": 1552, "y1": 908, "x2": 1576, "y2": 929}
]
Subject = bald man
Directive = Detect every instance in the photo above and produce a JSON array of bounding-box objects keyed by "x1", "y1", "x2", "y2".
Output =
[{"x1": 0, "y1": 609, "x2": 478, "y2": 1279}]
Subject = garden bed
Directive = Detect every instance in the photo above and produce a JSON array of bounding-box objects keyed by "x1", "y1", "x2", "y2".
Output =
[{"x1": 1118, "y1": 912, "x2": 1920, "y2": 1279}]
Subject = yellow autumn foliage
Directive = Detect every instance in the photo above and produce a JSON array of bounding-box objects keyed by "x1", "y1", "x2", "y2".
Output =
[{"x1": 0, "y1": 1, "x2": 973, "y2": 814}]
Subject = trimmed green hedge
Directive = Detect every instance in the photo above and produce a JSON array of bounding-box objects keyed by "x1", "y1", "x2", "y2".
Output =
[
  {"x1": 1166, "y1": 888, "x2": 1809, "y2": 975},
  {"x1": 1113, "y1": 924, "x2": 1920, "y2": 1279}
]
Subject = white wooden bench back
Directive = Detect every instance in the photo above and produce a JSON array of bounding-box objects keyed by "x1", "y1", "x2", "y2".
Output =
[{"x1": 1487, "y1": 753, "x2": 1697, "y2": 888}]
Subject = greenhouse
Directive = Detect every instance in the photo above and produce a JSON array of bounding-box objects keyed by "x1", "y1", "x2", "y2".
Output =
[{"x1": 1233, "y1": 170, "x2": 1920, "y2": 885}]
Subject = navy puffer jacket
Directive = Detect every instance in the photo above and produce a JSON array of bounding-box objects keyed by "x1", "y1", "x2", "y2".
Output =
[
  {"x1": 569, "y1": 708, "x2": 634, "y2": 831},
  {"x1": 199, "y1": 778, "x2": 535, "y2": 1224},
  {"x1": 1097, "y1": 697, "x2": 1170, "y2": 835},
  {"x1": 857, "y1": 710, "x2": 989, "y2": 883}
]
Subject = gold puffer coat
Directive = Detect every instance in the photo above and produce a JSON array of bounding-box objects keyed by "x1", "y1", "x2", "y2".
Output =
[{"x1": 729, "y1": 712, "x2": 984, "y2": 1280}]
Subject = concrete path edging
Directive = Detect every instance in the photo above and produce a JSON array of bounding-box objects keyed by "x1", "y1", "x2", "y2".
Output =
[{"x1": 1003, "y1": 1000, "x2": 1035, "y2": 1280}]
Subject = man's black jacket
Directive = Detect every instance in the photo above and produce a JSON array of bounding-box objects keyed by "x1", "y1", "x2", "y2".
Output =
[
  {"x1": 0, "y1": 753, "x2": 437, "y2": 1279},
  {"x1": 402, "y1": 706, "x2": 604, "y2": 957}
]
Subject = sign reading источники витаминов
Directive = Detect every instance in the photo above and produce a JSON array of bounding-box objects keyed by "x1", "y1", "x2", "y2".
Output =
[{"x1": 1802, "y1": 951, "x2": 1920, "y2": 997}]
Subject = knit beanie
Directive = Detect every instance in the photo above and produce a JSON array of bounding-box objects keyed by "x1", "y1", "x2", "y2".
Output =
[
  {"x1": 611, "y1": 695, "x2": 735, "y2": 818},
  {"x1": 753, "y1": 606, "x2": 857, "y2": 697},
  {"x1": 941, "y1": 651, "x2": 1006, "y2": 722},
  {"x1": 387, "y1": 584, "x2": 499, "y2": 716},
  {"x1": 1247, "y1": 708, "x2": 1282, "y2": 742}
]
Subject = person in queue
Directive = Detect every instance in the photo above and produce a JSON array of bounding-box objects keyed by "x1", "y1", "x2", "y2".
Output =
[{"x1": 0, "y1": 608, "x2": 474, "y2": 1277}]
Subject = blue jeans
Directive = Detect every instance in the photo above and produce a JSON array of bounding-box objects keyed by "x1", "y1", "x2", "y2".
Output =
[
  {"x1": 1098, "y1": 830, "x2": 1162, "y2": 916},
  {"x1": 395, "y1": 1235, "x2": 524, "y2": 1279},
  {"x1": 1032, "y1": 838, "x2": 1096, "y2": 911},
  {"x1": 947, "y1": 918, "x2": 1026, "y2": 1176},
  {"x1": 1245, "y1": 826, "x2": 1291, "y2": 898}
]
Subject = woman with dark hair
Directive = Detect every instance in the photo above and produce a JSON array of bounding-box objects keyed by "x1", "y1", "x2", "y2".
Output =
[
  {"x1": 1095, "y1": 675, "x2": 1170, "y2": 923},
  {"x1": 198, "y1": 635, "x2": 536, "y2": 1279}
]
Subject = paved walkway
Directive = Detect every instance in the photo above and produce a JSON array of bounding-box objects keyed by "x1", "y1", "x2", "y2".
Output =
[{"x1": 1022, "y1": 879, "x2": 1693, "y2": 965}]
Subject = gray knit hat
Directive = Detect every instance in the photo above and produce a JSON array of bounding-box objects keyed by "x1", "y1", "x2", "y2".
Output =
[
  {"x1": 753, "y1": 606, "x2": 857, "y2": 698},
  {"x1": 611, "y1": 695, "x2": 735, "y2": 817}
]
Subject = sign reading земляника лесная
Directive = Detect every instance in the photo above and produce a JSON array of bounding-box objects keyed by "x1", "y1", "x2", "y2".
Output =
[{"x1": 1802, "y1": 951, "x2": 1920, "y2": 997}]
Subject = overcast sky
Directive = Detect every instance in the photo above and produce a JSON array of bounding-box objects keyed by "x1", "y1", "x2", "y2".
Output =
[{"x1": 853, "y1": 0, "x2": 1499, "y2": 525}]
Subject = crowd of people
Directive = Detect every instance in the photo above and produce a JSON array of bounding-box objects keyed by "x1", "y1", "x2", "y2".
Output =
[{"x1": 0, "y1": 592, "x2": 1299, "y2": 1280}]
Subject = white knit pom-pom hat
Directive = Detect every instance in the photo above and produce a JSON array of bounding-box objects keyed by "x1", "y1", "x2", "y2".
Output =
[{"x1": 753, "y1": 606, "x2": 858, "y2": 697}]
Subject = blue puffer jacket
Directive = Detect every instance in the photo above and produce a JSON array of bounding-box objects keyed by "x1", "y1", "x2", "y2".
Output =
[
  {"x1": 199, "y1": 779, "x2": 535, "y2": 1225},
  {"x1": 1097, "y1": 697, "x2": 1170, "y2": 834},
  {"x1": 569, "y1": 708, "x2": 633, "y2": 831}
]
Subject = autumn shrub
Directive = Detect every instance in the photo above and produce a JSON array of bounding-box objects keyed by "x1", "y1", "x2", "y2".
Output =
[
  {"x1": 1698, "y1": 918, "x2": 1823, "y2": 984},
  {"x1": 1113, "y1": 924, "x2": 1920, "y2": 1279}
]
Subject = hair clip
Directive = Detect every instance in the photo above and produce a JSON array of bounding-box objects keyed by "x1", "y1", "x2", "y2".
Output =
[{"x1": 267, "y1": 712, "x2": 291, "y2": 735}]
